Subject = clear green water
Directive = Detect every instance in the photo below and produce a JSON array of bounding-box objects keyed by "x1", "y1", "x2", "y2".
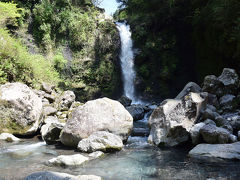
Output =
[{"x1": 1, "y1": 137, "x2": 240, "y2": 180}]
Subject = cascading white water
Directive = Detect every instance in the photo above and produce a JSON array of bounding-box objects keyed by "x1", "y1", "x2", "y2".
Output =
[{"x1": 116, "y1": 22, "x2": 137, "y2": 102}]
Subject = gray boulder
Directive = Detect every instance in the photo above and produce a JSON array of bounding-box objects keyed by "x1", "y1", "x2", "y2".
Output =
[
  {"x1": 200, "y1": 124, "x2": 230, "y2": 144},
  {"x1": 0, "y1": 83, "x2": 42, "y2": 135},
  {"x1": 205, "y1": 93, "x2": 219, "y2": 109},
  {"x1": 41, "y1": 82, "x2": 55, "y2": 94},
  {"x1": 229, "y1": 134, "x2": 238, "y2": 143},
  {"x1": 126, "y1": 104, "x2": 145, "y2": 121},
  {"x1": 218, "y1": 68, "x2": 239, "y2": 94},
  {"x1": 55, "y1": 91, "x2": 75, "y2": 111},
  {"x1": 24, "y1": 171, "x2": 102, "y2": 180},
  {"x1": 77, "y1": 131, "x2": 123, "y2": 153},
  {"x1": 43, "y1": 116, "x2": 60, "y2": 124},
  {"x1": 202, "y1": 75, "x2": 222, "y2": 95},
  {"x1": 48, "y1": 154, "x2": 89, "y2": 167},
  {"x1": 43, "y1": 106, "x2": 57, "y2": 116},
  {"x1": 228, "y1": 115, "x2": 240, "y2": 131},
  {"x1": 215, "y1": 116, "x2": 228, "y2": 127},
  {"x1": 190, "y1": 122, "x2": 205, "y2": 145},
  {"x1": 148, "y1": 92, "x2": 205, "y2": 146},
  {"x1": 221, "y1": 124, "x2": 233, "y2": 134},
  {"x1": 219, "y1": 94, "x2": 237, "y2": 112},
  {"x1": 60, "y1": 98, "x2": 133, "y2": 147},
  {"x1": 201, "y1": 108, "x2": 219, "y2": 121},
  {"x1": 88, "y1": 151, "x2": 105, "y2": 159},
  {"x1": 189, "y1": 142, "x2": 240, "y2": 161},
  {"x1": 118, "y1": 95, "x2": 132, "y2": 107},
  {"x1": 41, "y1": 123, "x2": 65, "y2": 144},
  {"x1": 44, "y1": 93, "x2": 55, "y2": 103},
  {"x1": 203, "y1": 119, "x2": 216, "y2": 126},
  {"x1": 175, "y1": 82, "x2": 202, "y2": 100},
  {"x1": 0, "y1": 133, "x2": 20, "y2": 142}
]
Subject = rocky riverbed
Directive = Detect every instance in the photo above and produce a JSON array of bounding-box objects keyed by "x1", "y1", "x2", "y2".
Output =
[{"x1": 1, "y1": 68, "x2": 240, "y2": 179}]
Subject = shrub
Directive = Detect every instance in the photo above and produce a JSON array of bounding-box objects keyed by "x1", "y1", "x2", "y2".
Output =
[{"x1": 0, "y1": 28, "x2": 60, "y2": 86}]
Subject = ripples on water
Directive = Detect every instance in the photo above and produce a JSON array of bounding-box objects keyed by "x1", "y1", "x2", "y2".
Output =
[{"x1": 1, "y1": 136, "x2": 240, "y2": 180}]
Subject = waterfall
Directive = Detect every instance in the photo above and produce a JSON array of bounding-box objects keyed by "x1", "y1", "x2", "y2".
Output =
[{"x1": 116, "y1": 22, "x2": 137, "y2": 102}]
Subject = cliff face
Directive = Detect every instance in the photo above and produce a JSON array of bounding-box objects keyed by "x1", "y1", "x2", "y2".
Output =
[
  {"x1": 69, "y1": 14, "x2": 122, "y2": 102},
  {"x1": 2, "y1": 0, "x2": 122, "y2": 102}
]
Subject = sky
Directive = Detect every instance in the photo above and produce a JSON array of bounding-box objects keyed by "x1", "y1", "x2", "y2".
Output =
[{"x1": 98, "y1": 0, "x2": 121, "y2": 15}]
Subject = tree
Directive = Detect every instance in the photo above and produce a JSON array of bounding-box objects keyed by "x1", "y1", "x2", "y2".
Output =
[{"x1": 0, "y1": 2, "x2": 22, "y2": 28}]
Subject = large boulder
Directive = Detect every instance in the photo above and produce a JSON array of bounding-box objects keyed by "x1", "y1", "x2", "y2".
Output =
[
  {"x1": 47, "y1": 154, "x2": 89, "y2": 167},
  {"x1": 189, "y1": 142, "x2": 240, "y2": 161},
  {"x1": 126, "y1": 104, "x2": 145, "y2": 121},
  {"x1": 202, "y1": 68, "x2": 239, "y2": 96},
  {"x1": 0, "y1": 83, "x2": 42, "y2": 135},
  {"x1": 60, "y1": 98, "x2": 133, "y2": 147},
  {"x1": 199, "y1": 124, "x2": 230, "y2": 144},
  {"x1": 202, "y1": 75, "x2": 222, "y2": 95},
  {"x1": 77, "y1": 131, "x2": 123, "y2": 153},
  {"x1": 41, "y1": 122, "x2": 65, "y2": 144},
  {"x1": 118, "y1": 95, "x2": 132, "y2": 107},
  {"x1": 189, "y1": 122, "x2": 205, "y2": 145},
  {"x1": 55, "y1": 91, "x2": 75, "y2": 111},
  {"x1": 148, "y1": 92, "x2": 205, "y2": 146},
  {"x1": 218, "y1": 68, "x2": 239, "y2": 94},
  {"x1": 219, "y1": 94, "x2": 237, "y2": 112},
  {"x1": 24, "y1": 171, "x2": 102, "y2": 180},
  {"x1": 175, "y1": 82, "x2": 202, "y2": 100}
]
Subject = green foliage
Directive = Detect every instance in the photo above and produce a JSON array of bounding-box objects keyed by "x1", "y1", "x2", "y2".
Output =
[
  {"x1": 53, "y1": 53, "x2": 67, "y2": 72},
  {"x1": 0, "y1": 28, "x2": 60, "y2": 86},
  {"x1": 32, "y1": 0, "x2": 98, "y2": 51},
  {"x1": 192, "y1": 0, "x2": 240, "y2": 79},
  {"x1": 0, "y1": 2, "x2": 23, "y2": 27},
  {"x1": 117, "y1": 0, "x2": 240, "y2": 99},
  {"x1": 0, "y1": 0, "x2": 121, "y2": 102}
]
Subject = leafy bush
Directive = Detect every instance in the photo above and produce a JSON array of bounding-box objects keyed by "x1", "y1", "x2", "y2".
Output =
[
  {"x1": 0, "y1": 29, "x2": 60, "y2": 86},
  {"x1": 53, "y1": 52, "x2": 67, "y2": 72},
  {"x1": 0, "y1": 2, "x2": 23, "y2": 27}
]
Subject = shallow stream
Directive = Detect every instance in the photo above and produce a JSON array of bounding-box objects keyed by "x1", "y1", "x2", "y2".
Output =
[{"x1": 1, "y1": 130, "x2": 240, "y2": 179}]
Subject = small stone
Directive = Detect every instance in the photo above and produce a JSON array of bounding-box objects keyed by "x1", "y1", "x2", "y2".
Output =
[
  {"x1": 215, "y1": 116, "x2": 227, "y2": 127},
  {"x1": 41, "y1": 82, "x2": 55, "y2": 94},
  {"x1": 43, "y1": 116, "x2": 59, "y2": 124},
  {"x1": 44, "y1": 93, "x2": 55, "y2": 103},
  {"x1": 43, "y1": 106, "x2": 57, "y2": 116},
  {"x1": 203, "y1": 119, "x2": 216, "y2": 126},
  {"x1": 202, "y1": 108, "x2": 219, "y2": 121},
  {"x1": 88, "y1": 151, "x2": 104, "y2": 159},
  {"x1": 221, "y1": 124, "x2": 233, "y2": 134},
  {"x1": 190, "y1": 122, "x2": 205, "y2": 144},
  {"x1": 229, "y1": 134, "x2": 237, "y2": 143},
  {"x1": 48, "y1": 154, "x2": 89, "y2": 167},
  {"x1": 78, "y1": 131, "x2": 123, "y2": 153},
  {"x1": 76, "y1": 175, "x2": 103, "y2": 180},
  {"x1": 219, "y1": 94, "x2": 237, "y2": 112},
  {"x1": 0, "y1": 133, "x2": 20, "y2": 142}
]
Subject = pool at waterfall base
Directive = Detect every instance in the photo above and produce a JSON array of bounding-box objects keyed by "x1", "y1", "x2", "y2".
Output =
[{"x1": 1, "y1": 135, "x2": 240, "y2": 180}]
